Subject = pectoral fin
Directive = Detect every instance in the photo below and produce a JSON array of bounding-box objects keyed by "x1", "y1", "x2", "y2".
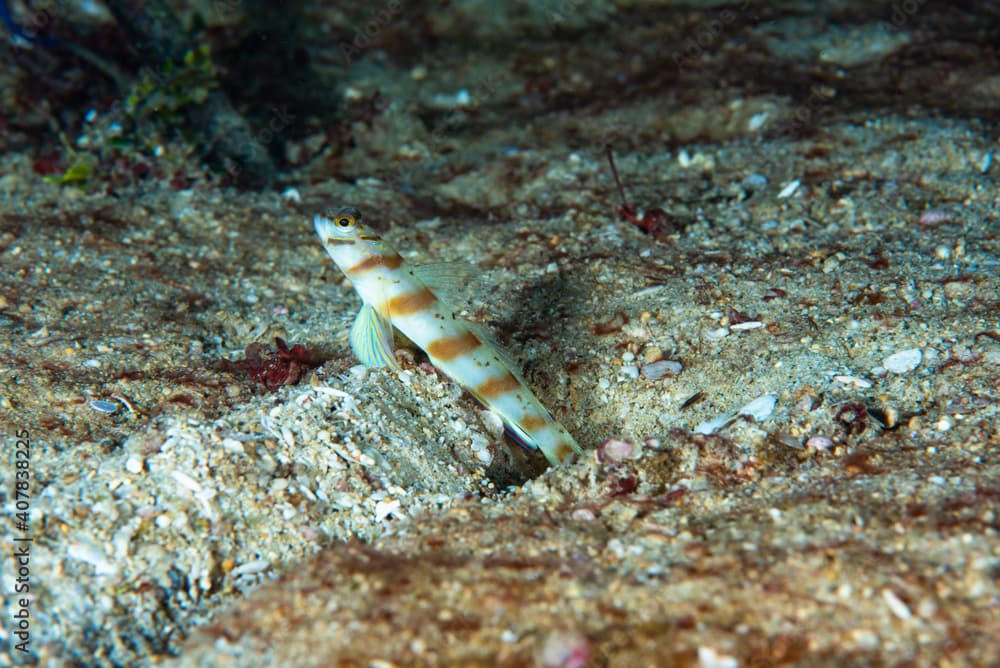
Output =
[{"x1": 350, "y1": 303, "x2": 397, "y2": 368}]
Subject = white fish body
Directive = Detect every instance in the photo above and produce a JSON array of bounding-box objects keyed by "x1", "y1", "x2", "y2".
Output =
[{"x1": 314, "y1": 207, "x2": 581, "y2": 465}]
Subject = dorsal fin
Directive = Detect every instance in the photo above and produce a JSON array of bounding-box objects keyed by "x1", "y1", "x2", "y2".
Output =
[{"x1": 408, "y1": 261, "x2": 481, "y2": 309}]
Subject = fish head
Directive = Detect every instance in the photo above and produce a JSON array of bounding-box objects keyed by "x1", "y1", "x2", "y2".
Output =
[
  {"x1": 315, "y1": 206, "x2": 365, "y2": 239},
  {"x1": 314, "y1": 207, "x2": 387, "y2": 264}
]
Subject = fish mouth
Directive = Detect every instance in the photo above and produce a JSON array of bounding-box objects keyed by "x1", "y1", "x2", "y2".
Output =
[{"x1": 313, "y1": 214, "x2": 335, "y2": 238}]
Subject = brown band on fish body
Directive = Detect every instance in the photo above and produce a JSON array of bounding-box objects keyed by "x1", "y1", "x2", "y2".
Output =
[
  {"x1": 387, "y1": 287, "x2": 437, "y2": 317},
  {"x1": 518, "y1": 413, "x2": 548, "y2": 433},
  {"x1": 553, "y1": 440, "x2": 577, "y2": 462},
  {"x1": 348, "y1": 252, "x2": 404, "y2": 274},
  {"x1": 427, "y1": 331, "x2": 483, "y2": 361},
  {"x1": 475, "y1": 372, "x2": 522, "y2": 399}
]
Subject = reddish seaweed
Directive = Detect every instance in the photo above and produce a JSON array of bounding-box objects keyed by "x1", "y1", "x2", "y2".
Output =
[{"x1": 225, "y1": 337, "x2": 320, "y2": 391}]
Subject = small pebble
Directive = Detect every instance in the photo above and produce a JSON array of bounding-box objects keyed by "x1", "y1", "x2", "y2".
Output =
[
  {"x1": 596, "y1": 438, "x2": 637, "y2": 464},
  {"x1": 473, "y1": 443, "x2": 493, "y2": 465},
  {"x1": 698, "y1": 646, "x2": 739, "y2": 668},
  {"x1": 806, "y1": 436, "x2": 833, "y2": 452},
  {"x1": 934, "y1": 416, "x2": 952, "y2": 432},
  {"x1": 796, "y1": 396, "x2": 815, "y2": 413},
  {"x1": 221, "y1": 438, "x2": 245, "y2": 454},
  {"x1": 918, "y1": 209, "x2": 951, "y2": 226},
  {"x1": 876, "y1": 406, "x2": 900, "y2": 429},
  {"x1": 976, "y1": 150, "x2": 993, "y2": 173},
  {"x1": 747, "y1": 112, "x2": 768, "y2": 131},
  {"x1": 883, "y1": 348, "x2": 922, "y2": 374},
  {"x1": 741, "y1": 173, "x2": 768, "y2": 190},
  {"x1": 539, "y1": 630, "x2": 590, "y2": 668},
  {"x1": 480, "y1": 410, "x2": 505, "y2": 439},
  {"x1": 124, "y1": 455, "x2": 144, "y2": 474},
  {"x1": 849, "y1": 629, "x2": 880, "y2": 650}
]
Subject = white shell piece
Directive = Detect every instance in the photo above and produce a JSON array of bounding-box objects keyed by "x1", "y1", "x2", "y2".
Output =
[
  {"x1": 694, "y1": 414, "x2": 735, "y2": 435},
  {"x1": 642, "y1": 360, "x2": 682, "y2": 380},
  {"x1": 832, "y1": 374, "x2": 873, "y2": 388},
  {"x1": 883, "y1": 348, "x2": 922, "y2": 374},
  {"x1": 695, "y1": 394, "x2": 776, "y2": 435},
  {"x1": 882, "y1": 589, "x2": 912, "y2": 620},
  {"x1": 68, "y1": 541, "x2": 117, "y2": 576},
  {"x1": 738, "y1": 394, "x2": 777, "y2": 422},
  {"x1": 777, "y1": 179, "x2": 801, "y2": 198},
  {"x1": 375, "y1": 498, "x2": 404, "y2": 521},
  {"x1": 231, "y1": 559, "x2": 271, "y2": 578}
]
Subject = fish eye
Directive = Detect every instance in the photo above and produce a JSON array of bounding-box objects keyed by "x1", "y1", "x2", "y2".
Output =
[{"x1": 336, "y1": 215, "x2": 354, "y2": 228}]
